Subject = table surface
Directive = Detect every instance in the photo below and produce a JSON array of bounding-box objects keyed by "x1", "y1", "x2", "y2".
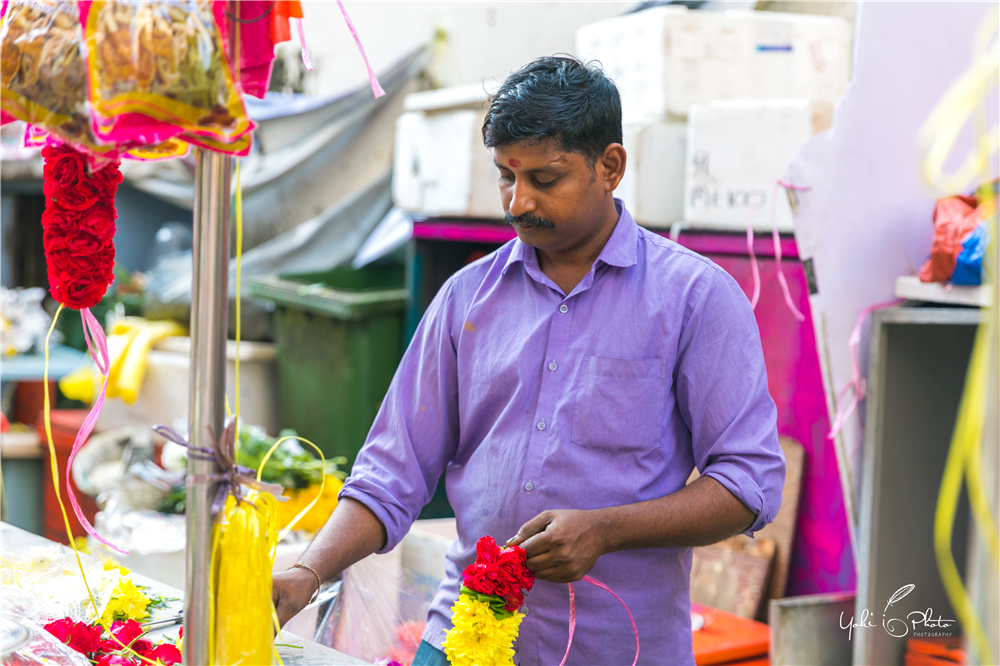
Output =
[
  {"x1": 0, "y1": 522, "x2": 368, "y2": 665},
  {"x1": 0, "y1": 345, "x2": 89, "y2": 381}
]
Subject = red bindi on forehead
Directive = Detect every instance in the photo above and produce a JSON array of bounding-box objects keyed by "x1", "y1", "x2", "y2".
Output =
[{"x1": 508, "y1": 159, "x2": 521, "y2": 168}]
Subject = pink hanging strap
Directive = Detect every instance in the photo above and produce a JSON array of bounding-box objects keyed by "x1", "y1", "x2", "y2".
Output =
[
  {"x1": 772, "y1": 180, "x2": 809, "y2": 322},
  {"x1": 557, "y1": 575, "x2": 639, "y2": 666},
  {"x1": 293, "y1": 18, "x2": 313, "y2": 71},
  {"x1": 66, "y1": 308, "x2": 128, "y2": 555},
  {"x1": 334, "y1": 0, "x2": 385, "y2": 99},
  {"x1": 827, "y1": 299, "x2": 903, "y2": 440},
  {"x1": 745, "y1": 192, "x2": 762, "y2": 310}
]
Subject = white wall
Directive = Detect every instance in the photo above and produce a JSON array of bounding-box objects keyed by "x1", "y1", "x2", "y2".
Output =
[{"x1": 297, "y1": 1, "x2": 629, "y2": 96}]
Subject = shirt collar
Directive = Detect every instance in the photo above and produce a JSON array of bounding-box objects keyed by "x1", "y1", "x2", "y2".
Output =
[{"x1": 502, "y1": 198, "x2": 638, "y2": 276}]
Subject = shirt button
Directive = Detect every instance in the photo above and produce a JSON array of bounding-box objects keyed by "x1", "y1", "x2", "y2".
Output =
[
  {"x1": 524, "y1": 481, "x2": 534, "y2": 492},
  {"x1": 536, "y1": 420, "x2": 546, "y2": 431},
  {"x1": 559, "y1": 304, "x2": 568, "y2": 314},
  {"x1": 548, "y1": 362, "x2": 558, "y2": 372},
  {"x1": 521, "y1": 605, "x2": 530, "y2": 615}
]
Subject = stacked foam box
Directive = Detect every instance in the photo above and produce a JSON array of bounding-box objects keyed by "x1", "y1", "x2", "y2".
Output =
[
  {"x1": 392, "y1": 83, "x2": 504, "y2": 219},
  {"x1": 685, "y1": 99, "x2": 832, "y2": 233},
  {"x1": 576, "y1": 6, "x2": 851, "y2": 230}
]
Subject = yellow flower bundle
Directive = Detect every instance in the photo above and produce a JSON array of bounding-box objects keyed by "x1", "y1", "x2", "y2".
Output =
[
  {"x1": 211, "y1": 493, "x2": 281, "y2": 666},
  {"x1": 442, "y1": 595, "x2": 524, "y2": 666}
]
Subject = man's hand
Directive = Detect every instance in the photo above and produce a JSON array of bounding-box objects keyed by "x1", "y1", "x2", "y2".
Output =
[
  {"x1": 272, "y1": 567, "x2": 319, "y2": 628},
  {"x1": 507, "y1": 509, "x2": 608, "y2": 584}
]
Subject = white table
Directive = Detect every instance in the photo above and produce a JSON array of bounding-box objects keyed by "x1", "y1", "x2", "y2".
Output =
[{"x1": 0, "y1": 522, "x2": 367, "y2": 665}]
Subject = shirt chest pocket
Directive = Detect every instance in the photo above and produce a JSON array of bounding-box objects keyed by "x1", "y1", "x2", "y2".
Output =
[{"x1": 571, "y1": 355, "x2": 667, "y2": 455}]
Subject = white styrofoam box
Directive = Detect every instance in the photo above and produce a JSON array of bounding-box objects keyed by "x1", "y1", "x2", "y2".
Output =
[
  {"x1": 618, "y1": 119, "x2": 687, "y2": 228},
  {"x1": 684, "y1": 99, "x2": 830, "y2": 232},
  {"x1": 393, "y1": 84, "x2": 504, "y2": 219},
  {"x1": 96, "y1": 337, "x2": 280, "y2": 434},
  {"x1": 576, "y1": 6, "x2": 852, "y2": 123}
]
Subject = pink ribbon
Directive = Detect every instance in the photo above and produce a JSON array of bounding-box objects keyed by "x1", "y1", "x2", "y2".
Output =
[
  {"x1": 827, "y1": 299, "x2": 903, "y2": 440},
  {"x1": 773, "y1": 180, "x2": 808, "y2": 322},
  {"x1": 745, "y1": 192, "x2": 763, "y2": 310},
  {"x1": 293, "y1": 18, "x2": 313, "y2": 72},
  {"x1": 66, "y1": 308, "x2": 128, "y2": 555},
  {"x1": 334, "y1": 0, "x2": 385, "y2": 99},
  {"x1": 744, "y1": 181, "x2": 809, "y2": 322},
  {"x1": 558, "y1": 575, "x2": 638, "y2": 666}
]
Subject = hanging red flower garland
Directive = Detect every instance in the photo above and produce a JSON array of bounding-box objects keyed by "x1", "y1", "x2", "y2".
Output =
[
  {"x1": 39, "y1": 141, "x2": 128, "y2": 557},
  {"x1": 41, "y1": 143, "x2": 120, "y2": 310}
]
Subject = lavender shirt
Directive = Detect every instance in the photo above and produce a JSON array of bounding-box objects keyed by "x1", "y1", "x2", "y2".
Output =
[{"x1": 341, "y1": 201, "x2": 785, "y2": 665}]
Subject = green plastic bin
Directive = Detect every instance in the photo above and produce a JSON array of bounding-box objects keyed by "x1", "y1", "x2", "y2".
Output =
[{"x1": 250, "y1": 264, "x2": 408, "y2": 467}]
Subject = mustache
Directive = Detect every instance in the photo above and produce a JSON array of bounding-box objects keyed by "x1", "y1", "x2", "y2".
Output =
[{"x1": 504, "y1": 212, "x2": 555, "y2": 229}]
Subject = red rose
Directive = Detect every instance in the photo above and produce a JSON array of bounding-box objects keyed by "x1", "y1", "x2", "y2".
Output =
[
  {"x1": 67, "y1": 621, "x2": 103, "y2": 655},
  {"x1": 48, "y1": 176, "x2": 100, "y2": 211},
  {"x1": 47, "y1": 253, "x2": 114, "y2": 310},
  {"x1": 41, "y1": 144, "x2": 87, "y2": 193},
  {"x1": 45, "y1": 229, "x2": 110, "y2": 257},
  {"x1": 131, "y1": 638, "x2": 154, "y2": 657},
  {"x1": 149, "y1": 643, "x2": 182, "y2": 665},
  {"x1": 76, "y1": 206, "x2": 117, "y2": 239},
  {"x1": 90, "y1": 162, "x2": 123, "y2": 199},
  {"x1": 110, "y1": 620, "x2": 144, "y2": 647},
  {"x1": 475, "y1": 536, "x2": 502, "y2": 565},
  {"x1": 44, "y1": 618, "x2": 74, "y2": 643}
]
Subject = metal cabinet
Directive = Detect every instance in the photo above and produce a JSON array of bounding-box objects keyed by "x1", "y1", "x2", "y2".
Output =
[{"x1": 856, "y1": 307, "x2": 979, "y2": 665}]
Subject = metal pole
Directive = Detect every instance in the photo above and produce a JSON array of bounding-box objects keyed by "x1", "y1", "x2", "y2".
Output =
[{"x1": 184, "y1": 149, "x2": 231, "y2": 666}]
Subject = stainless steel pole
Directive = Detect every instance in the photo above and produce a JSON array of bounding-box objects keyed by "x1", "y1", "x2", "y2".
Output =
[{"x1": 184, "y1": 149, "x2": 231, "y2": 666}]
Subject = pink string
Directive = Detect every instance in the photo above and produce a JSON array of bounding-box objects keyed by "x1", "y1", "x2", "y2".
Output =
[
  {"x1": 827, "y1": 299, "x2": 903, "y2": 440},
  {"x1": 66, "y1": 308, "x2": 128, "y2": 555},
  {"x1": 293, "y1": 18, "x2": 313, "y2": 72},
  {"x1": 558, "y1": 575, "x2": 639, "y2": 666},
  {"x1": 772, "y1": 180, "x2": 808, "y2": 322},
  {"x1": 746, "y1": 192, "x2": 762, "y2": 310},
  {"x1": 334, "y1": 0, "x2": 385, "y2": 99}
]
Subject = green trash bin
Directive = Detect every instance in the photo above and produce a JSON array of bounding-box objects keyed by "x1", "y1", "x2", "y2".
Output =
[{"x1": 250, "y1": 264, "x2": 408, "y2": 468}]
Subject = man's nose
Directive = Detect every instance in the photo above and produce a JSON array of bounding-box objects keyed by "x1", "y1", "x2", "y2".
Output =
[{"x1": 507, "y1": 181, "x2": 537, "y2": 217}]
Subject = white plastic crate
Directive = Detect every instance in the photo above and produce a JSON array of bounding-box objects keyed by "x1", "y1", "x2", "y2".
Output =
[
  {"x1": 576, "y1": 6, "x2": 851, "y2": 123},
  {"x1": 392, "y1": 84, "x2": 504, "y2": 219},
  {"x1": 618, "y1": 119, "x2": 687, "y2": 228},
  {"x1": 684, "y1": 99, "x2": 831, "y2": 232}
]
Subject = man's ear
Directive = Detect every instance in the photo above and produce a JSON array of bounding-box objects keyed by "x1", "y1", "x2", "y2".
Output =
[{"x1": 599, "y1": 143, "x2": 627, "y2": 192}]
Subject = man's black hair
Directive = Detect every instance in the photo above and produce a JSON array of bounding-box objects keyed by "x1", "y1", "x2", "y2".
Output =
[{"x1": 482, "y1": 56, "x2": 622, "y2": 165}]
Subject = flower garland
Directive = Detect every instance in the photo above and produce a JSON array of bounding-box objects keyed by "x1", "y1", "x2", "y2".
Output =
[
  {"x1": 442, "y1": 536, "x2": 535, "y2": 666},
  {"x1": 44, "y1": 617, "x2": 181, "y2": 666},
  {"x1": 41, "y1": 143, "x2": 120, "y2": 310}
]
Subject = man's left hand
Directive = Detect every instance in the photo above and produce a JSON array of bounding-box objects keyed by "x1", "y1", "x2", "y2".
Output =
[{"x1": 507, "y1": 509, "x2": 608, "y2": 583}]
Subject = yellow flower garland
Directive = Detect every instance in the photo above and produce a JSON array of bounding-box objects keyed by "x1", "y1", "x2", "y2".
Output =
[{"x1": 442, "y1": 596, "x2": 524, "y2": 666}]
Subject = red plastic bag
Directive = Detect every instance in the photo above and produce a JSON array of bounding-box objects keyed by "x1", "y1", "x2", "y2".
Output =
[{"x1": 918, "y1": 194, "x2": 983, "y2": 283}]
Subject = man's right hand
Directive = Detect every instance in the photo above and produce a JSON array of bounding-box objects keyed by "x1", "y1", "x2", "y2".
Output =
[{"x1": 272, "y1": 567, "x2": 320, "y2": 628}]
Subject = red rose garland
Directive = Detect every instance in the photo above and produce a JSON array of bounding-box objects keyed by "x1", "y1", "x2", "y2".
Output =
[
  {"x1": 41, "y1": 144, "x2": 120, "y2": 310},
  {"x1": 37, "y1": 142, "x2": 130, "y2": 566},
  {"x1": 44, "y1": 618, "x2": 181, "y2": 665}
]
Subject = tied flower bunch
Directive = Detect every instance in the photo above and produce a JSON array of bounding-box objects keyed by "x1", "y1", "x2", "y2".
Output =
[
  {"x1": 44, "y1": 618, "x2": 181, "y2": 666},
  {"x1": 40, "y1": 143, "x2": 121, "y2": 310},
  {"x1": 442, "y1": 536, "x2": 535, "y2": 666}
]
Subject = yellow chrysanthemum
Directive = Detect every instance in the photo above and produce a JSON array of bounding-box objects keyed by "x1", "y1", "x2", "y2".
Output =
[
  {"x1": 275, "y1": 474, "x2": 343, "y2": 533},
  {"x1": 101, "y1": 577, "x2": 151, "y2": 626},
  {"x1": 442, "y1": 596, "x2": 524, "y2": 666}
]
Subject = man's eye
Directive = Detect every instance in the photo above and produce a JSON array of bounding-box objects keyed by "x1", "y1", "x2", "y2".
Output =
[
  {"x1": 535, "y1": 178, "x2": 556, "y2": 188},
  {"x1": 499, "y1": 173, "x2": 514, "y2": 182}
]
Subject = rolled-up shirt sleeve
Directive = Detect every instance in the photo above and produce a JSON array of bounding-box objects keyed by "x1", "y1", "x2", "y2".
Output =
[
  {"x1": 674, "y1": 267, "x2": 786, "y2": 537},
  {"x1": 339, "y1": 278, "x2": 461, "y2": 553}
]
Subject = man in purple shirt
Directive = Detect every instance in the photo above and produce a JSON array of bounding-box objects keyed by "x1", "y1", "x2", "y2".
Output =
[{"x1": 274, "y1": 56, "x2": 785, "y2": 665}]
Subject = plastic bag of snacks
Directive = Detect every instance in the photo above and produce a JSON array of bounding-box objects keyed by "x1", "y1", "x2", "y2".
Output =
[
  {"x1": 0, "y1": 1, "x2": 107, "y2": 152},
  {"x1": 78, "y1": 0, "x2": 254, "y2": 152}
]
